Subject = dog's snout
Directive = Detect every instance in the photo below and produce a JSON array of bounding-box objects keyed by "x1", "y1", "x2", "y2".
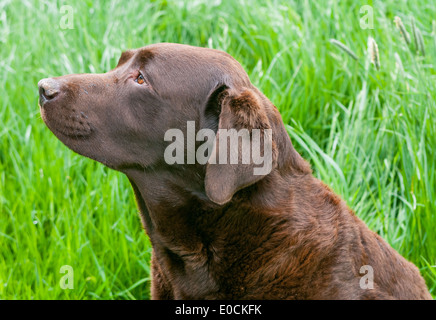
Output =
[{"x1": 38, "y1": 78, "x2": 60, "y2": 103}]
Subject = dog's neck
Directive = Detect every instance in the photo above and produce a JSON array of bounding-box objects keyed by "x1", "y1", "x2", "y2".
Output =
[
  {"x1": 125, "y1": 165, "x2": 218, "y2": 249},
  {"x1": 124, "y1": 165, "x2": 290, "y2": 253}
]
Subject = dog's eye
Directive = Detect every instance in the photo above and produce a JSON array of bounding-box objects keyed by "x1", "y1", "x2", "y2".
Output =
[{"x1": 135, "y1": 73, "x2": 145, "y2": 85}]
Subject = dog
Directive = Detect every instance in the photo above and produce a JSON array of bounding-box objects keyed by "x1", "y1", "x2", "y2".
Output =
[{"x1": 39, "y1": 43, "x2": 432, "y2": 299}]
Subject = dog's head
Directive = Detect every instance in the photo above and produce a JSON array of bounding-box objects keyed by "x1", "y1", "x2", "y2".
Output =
[{"x1": 39, "y1": 43, "x2": 308, "y2": 205}]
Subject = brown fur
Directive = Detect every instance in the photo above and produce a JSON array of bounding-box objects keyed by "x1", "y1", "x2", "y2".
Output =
[{"x1": 39, "y1": 43, "x2": 432, "y2": 300}]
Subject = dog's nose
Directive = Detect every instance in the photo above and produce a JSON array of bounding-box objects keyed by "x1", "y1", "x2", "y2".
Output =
[{"x1": 38, "y1": 78, "x2": 60, "y2": 102}]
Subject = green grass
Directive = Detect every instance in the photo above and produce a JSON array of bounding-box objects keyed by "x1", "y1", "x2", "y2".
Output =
[{"x1": 0, "y1": 0, "x2": 435, "y2": 299}]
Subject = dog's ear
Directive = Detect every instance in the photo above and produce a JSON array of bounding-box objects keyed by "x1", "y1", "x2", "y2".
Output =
[{"x1": 204, "y1": 87, "x2": 279, "y2": 205}]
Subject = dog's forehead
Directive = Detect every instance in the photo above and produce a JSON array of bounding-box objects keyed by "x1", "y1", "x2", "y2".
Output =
[
  {"x1": 116, "y1": 50, "x2": 134, "y2": 68},
  {"x1": 117, "y1": 43, "x2": 250, "y2": 88},
  {"x1": 116, "y1": 48, "x2": 154, "y2": 68},
  {"x1": 131, "y1": 43, "x2": 233, "y2": 66}
]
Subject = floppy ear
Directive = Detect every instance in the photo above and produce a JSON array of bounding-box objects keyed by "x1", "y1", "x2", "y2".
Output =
[{"x1": 204, "y1": 87, "x2": 278, "y2": 205}]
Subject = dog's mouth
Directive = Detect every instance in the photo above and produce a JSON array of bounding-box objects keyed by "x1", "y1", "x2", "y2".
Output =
[{"x1": 40, "y1": 103, "x2": 93, "y2": 140}]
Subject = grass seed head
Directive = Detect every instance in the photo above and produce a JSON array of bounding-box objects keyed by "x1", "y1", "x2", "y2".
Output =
[
  {"x1": 394, "y1": 16, "x2": 411, "y2": 45},
  {"x1": 368, "y1": 36, "x2": 381, "y2": 71},
  {"x1": 416, "y1": 27, "x2": 425, "y2": 56},
  {"x1": 329, "y1": 39, "x2": 358, "y2": 60},
  {"x1": 411, "y1": 16, "x2": 420, "y2": 53}
]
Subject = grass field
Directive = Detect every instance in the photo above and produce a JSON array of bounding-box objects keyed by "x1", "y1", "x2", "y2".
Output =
[{"x1": 0, "y1": 0, "x2": 435, "y2": 299}]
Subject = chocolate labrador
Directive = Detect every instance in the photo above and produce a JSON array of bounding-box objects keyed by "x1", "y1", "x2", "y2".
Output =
[{"x1": 38, "y1": 43, "x2": 432, "y2": 300}]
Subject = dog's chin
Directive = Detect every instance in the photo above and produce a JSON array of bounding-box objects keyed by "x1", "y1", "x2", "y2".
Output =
[
  {"x1": 40, "y1": 106, "x2": 103, "y2": 160},
  {"x1": 40, "y1": 105, "x2": 93, "y2": 139},
  {"x1": 40, "y1": 108, "x2": 125, "y2": 170}
]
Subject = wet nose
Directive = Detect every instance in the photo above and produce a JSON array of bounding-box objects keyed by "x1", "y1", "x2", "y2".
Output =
[{"x1": 38, "y1": 78, "x2": 60, "y2": 102}]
